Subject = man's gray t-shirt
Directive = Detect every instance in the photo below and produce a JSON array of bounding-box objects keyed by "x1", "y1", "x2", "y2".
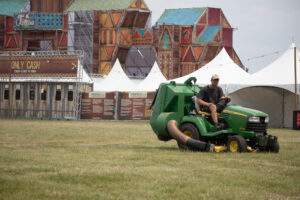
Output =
[{"x1": 197, "y1": 85, "x2": 224, "y2": 104}]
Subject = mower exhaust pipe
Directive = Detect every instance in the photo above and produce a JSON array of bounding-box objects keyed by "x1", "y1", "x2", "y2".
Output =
[{"x1": 167, "y1": 120, "x2": 212, "y2": 152}]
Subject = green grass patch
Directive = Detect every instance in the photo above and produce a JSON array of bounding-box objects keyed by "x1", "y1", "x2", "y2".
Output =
[{"x1": 0, "y1": 119, "x2": 299, "y2": 200}]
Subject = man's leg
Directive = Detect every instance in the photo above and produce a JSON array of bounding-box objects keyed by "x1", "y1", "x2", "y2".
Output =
[{"x1": 209, "y1": 104, "x2": 218, "y2": 124}]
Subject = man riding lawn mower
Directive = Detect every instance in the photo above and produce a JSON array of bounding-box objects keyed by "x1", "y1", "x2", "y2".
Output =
[
  {"x1": 194, "y1": 74, "x2": 231, "y2": 130},
  {"x1": 149, "y1": 75, "x2": 279, "y2": 153}
]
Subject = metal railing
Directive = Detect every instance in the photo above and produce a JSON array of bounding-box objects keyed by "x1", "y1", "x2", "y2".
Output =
[{"x1": 0, "y1": 50, "x2": 83, "y2": 57}]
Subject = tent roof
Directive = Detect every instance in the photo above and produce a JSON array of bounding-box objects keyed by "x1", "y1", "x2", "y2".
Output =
[
  {"x1": 93, "y1": 59, "x2": 137, "y2": 92},
  {"x1": 135, "y1": 61, "x2": 167, "y2": 91},
  {"x1": 247, "y1": 44, "x2": 300, "y2": 91},
  {"x1": 156, "y1": 8, "x2": 206, "y2": 26},
  {"x1": 0, "y1": 0, "x2": 27, "y2": 16},
  {"x1": 81, "y1": 68, "x2": 93, "y2": 84},
  {"x1": 173, "y1": 48, "x2": 250, "y2": 86},
  {"x1": 67, "y1": 0, "x2": 133, "y2": 12}
]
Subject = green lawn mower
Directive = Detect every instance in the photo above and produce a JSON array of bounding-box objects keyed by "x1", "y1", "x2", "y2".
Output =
[{"x1": 150, "y1": 77, "x2": 279, "y2": 153}]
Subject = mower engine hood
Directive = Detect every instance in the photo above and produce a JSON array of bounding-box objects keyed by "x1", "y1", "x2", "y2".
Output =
[{"x1": 223, "y1": 105, "x2": 268, "y2": 118}]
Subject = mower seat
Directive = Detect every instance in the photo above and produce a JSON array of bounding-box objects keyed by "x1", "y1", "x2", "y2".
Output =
[
  {"x1": 198, "y1": 111, "x2": 212, "y2": 117},
  {"x1": 194, "y1": 99, "x2": 220, "y2": 117}
]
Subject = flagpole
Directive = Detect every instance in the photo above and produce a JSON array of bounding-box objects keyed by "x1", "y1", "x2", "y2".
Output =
[{"x1": 294, "y1": 44, "x2": 298, "y2": 109}]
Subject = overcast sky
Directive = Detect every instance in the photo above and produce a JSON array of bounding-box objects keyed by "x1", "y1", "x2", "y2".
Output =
[{"x1": 146, "y1": 0, "x2": 300, "y2": 73}]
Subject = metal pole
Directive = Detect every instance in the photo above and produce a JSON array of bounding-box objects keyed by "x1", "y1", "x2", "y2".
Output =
[
  {"x1": 294, "y1": 45, "x2": 298, "y2": 109},
  {"x1": 9, "y1": 74, "x2": 12, "y2": 118},
  {"x1": 282, "y1": 89, "x2": 285, "y2": 128}
]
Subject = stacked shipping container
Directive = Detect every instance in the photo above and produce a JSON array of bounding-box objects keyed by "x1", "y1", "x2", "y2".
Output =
[
  {"x1": 0, "y1": 0, "x2": 245, "y2": 120},
  {"x1": 153, "y1": 7, "x2": 244, "y2": 79},
  {"x1": 0, "y1": 0, "x2": 71, "y2": 51}
]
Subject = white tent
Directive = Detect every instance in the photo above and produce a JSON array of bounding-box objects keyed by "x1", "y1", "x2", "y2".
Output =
[
  {"x1": 130, "y1": 78, "x2": 143, "y2": 85},
  {"x1": 93, "y1": 59, "x2": 137, "y2": 92},
  {"x1": 81, "y1": 67, "x2": 93, "y2": 84},
  {"x1": 135, "y1": 61, "x2": 167, "y2": 91},
  {"x1": 172, "y1": 48, "x2": 250, "y2": 93},
  {"x1": 244, "y1": 44, "x2": 300, "y2": 93},
  {"x1": 230, "y1": 86, "x2": 297, "y2": 128},
  {"x1": 229, "y1": 44, "x2": 300, "y2": 128},
  {"x1": 91, "y1": 76, "x2": 104, "y2": 85}
]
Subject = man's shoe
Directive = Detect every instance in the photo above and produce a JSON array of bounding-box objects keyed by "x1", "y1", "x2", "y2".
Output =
[{"x1": 208, "y1": 144, "x2": 215, "y2": 152}]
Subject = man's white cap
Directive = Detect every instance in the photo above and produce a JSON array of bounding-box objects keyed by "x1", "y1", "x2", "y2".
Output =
[{"x1": 211, "y1": 74, "x2": 220, "y2": 80}]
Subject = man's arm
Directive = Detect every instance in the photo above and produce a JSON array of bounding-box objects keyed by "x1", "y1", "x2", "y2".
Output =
[{"x1": 218, "y1": 87, "x2": 231, "y2": 102}]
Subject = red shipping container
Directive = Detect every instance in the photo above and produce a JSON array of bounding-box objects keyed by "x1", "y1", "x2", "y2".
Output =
[
  {"x1": 4, "y1": 16, "x2": 20, "y2": 49},
  {"x1": 208, "y1": 8, "x2": 221, "y2": 25},
  {"x1": 293, "y1": 111, "x2": 300, "y2": 130},
  {"x1": 222, "y1": 28, "x2": 233, "y2": 47},
  {"x1": 181, "y1": 27, "x2": 193, "y2": 44},
  {"x1": 5, "y1": 17, "x2": 14, "y2": 32}
]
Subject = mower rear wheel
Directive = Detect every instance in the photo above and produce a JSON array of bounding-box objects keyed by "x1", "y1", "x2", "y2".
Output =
[
  {"x1": 178, "y1": 123, "x2": 200, "y2": 150},
  {"x1": 227, "y1": 135, "x2": 247, "y2": 153}
]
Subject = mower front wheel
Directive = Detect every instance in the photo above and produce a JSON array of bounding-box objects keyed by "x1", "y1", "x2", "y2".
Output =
[
  {"x1": 257, "y1": 135, "x2": 280, "y2": 153},
  {"x1": 269, "y1": 141, "x2": 280, "y2": 153},
  {"x1": 268, "y1": 137, "x2": 280, "y2": 153},
  {"x1": 227, "y1": 135, "x2": 247, "y2": 153}
]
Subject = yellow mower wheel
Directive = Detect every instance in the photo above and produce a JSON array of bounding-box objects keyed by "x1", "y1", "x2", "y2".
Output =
[
  {"x1": 229, "y1": 141, "x2": 238, "y2": 152},
  {"x1": 227, "y1": 135, "x2": 247, "y2": 153},
  {"x1": 183, "y1": 130, "x2": 193, "y2": 138}
]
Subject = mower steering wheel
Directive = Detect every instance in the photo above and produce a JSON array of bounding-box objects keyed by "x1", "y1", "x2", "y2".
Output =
[{"x1": 184, "y1": 77, "x2": 197, "y2": 86}]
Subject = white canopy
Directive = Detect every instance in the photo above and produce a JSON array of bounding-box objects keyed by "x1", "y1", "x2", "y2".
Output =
[
  {"x1": 130, "y1": 78, "x2": 143, "y2": 85},
  {"x1": 229, "y1": 44, "x2": 300, "y2": 128},
  {"x1": 172, "y1": 48, "x2": 250, "y2": 93},
  {"x1": 135, "y1": 61, "x2": 167, "y2": 91},
  {"x1": 81, "y1": 67, "x2": 93, "y2": 84},
  {"x1": 244, "y1": 44, "x2": 300, "y2": 93},
  {"x1": 93, "y1": 59, "x2": 137, "y2": 92}
]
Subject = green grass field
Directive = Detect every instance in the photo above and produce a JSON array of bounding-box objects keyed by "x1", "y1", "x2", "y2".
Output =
[{"x1": 0, "y1": 120, "x2": 299, "y2": 200}]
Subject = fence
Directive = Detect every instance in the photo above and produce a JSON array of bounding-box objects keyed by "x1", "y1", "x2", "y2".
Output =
[{"x1": 81, "y1": 91, "x2": 155, "y2": 120}]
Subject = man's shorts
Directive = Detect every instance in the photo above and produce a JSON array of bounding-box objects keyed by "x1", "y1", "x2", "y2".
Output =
[{"x1": 201, "y1": 99, "x2": 227, "y2": 113}]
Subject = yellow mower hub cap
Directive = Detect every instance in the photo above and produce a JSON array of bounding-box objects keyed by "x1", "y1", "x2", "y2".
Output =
[
  {"x1": 183, "y1": 130, "x2": 193, "y2": 138},
  {"x1": 214, "y1": 146, "x2": 227, "y2": 153},
  {"x1": 229, "y1": 141, "x2": 238, "y2": 152}
]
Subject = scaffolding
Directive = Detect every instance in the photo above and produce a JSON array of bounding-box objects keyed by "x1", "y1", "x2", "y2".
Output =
[
  {"x1": 0, "y1": 50, "x2": 82, "y2": 57},
  {"x1": 68, "y1": 11, "x2": 94, "y2": 74}
]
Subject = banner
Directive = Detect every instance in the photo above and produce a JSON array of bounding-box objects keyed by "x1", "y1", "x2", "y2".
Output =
[
  {"x1": 14, "y1": 12, "x2": 63, "y2": 30},
  {"x1": 0, "y1": 56, "x2": 78, "y2": 77}
]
